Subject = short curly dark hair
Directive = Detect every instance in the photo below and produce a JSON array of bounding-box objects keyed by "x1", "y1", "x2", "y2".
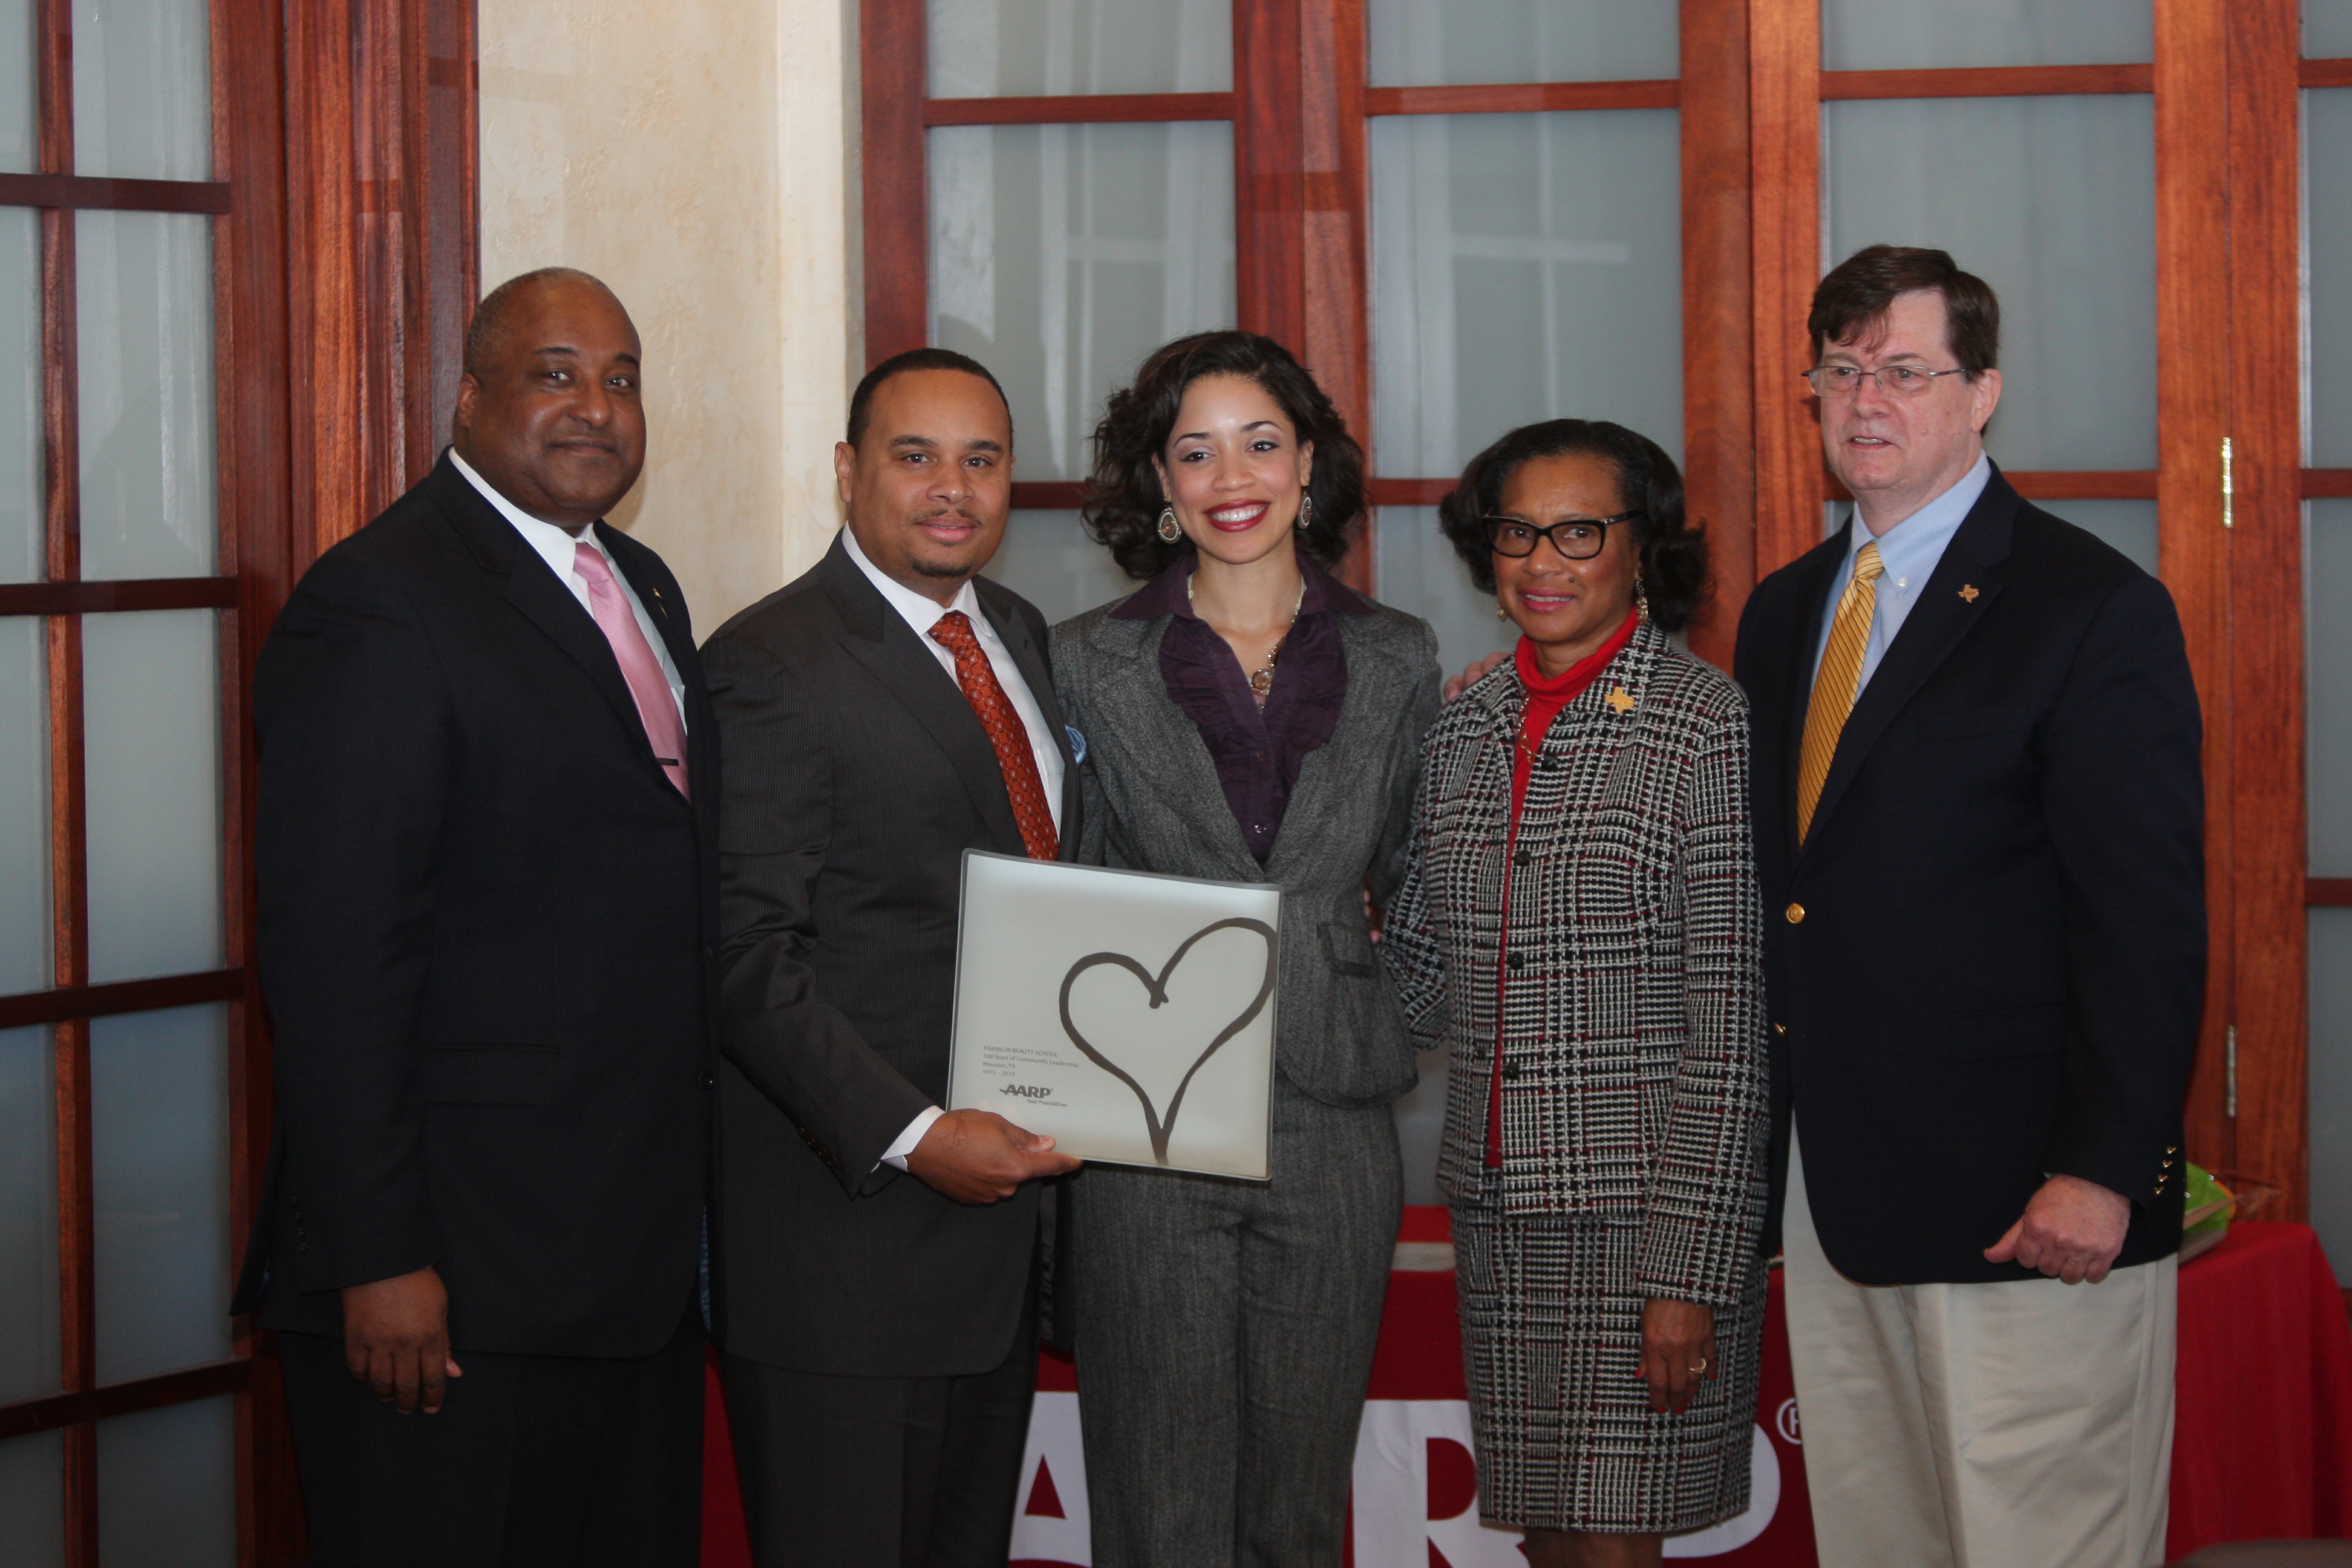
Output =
[
  {"x1": 1436, "y1": 419, "x2": 1709, "y2": 633},
  {"x1": 1082, "y1": 331, "x2": 1367, "y2": 581}
]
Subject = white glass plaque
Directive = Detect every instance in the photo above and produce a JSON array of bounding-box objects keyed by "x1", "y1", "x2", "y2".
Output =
[{"x1": 948, "y1": 850, "x2": 1278, "y2": 1180}]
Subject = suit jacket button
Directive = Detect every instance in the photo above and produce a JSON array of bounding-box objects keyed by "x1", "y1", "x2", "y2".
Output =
[
  {"x1": 1506, "y1": 952, "x2": 1525, "y2": 970},
  {"x1": 1514, "y1": 849, "x2": 1531, "y2": 867},
  {"x1": 1772, "y1": 1022, "x2": 1788, "y2": 1037},
  {"x1": 1785, "y1": 903, "x2": 1806, "y2": 925}
]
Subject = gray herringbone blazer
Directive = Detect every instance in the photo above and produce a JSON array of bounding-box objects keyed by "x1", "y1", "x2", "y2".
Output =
[{"x1": 1050, "y1": 594, "x2": 1442, "y2": 1108}]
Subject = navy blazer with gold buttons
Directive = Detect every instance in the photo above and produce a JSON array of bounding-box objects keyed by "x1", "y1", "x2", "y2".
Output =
[{"x1": 1734, "y1": 465, "x2": 2204, "y2": 1285}]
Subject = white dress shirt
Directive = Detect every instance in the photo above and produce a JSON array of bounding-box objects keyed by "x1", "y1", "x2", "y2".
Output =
[
  {"x1": 1812, "y1": 451, "x2": 1991, "y2": 697},
  {"x1": 449, "y1": 448, "x2": 689, "y2": 731},
  {"x1": 839, "y1": 526, "x2": 1067, "y2": 1169}
]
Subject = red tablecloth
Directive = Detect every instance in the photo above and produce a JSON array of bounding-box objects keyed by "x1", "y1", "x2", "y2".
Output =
[{"x1": 699, "y1": 1218, "x2": 2352, "y2": 1566}]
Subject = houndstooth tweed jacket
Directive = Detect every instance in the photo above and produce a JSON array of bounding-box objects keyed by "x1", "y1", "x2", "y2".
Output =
[{"x1": 1380, "y1": 620, "x2": 1769, "y2": 1309}]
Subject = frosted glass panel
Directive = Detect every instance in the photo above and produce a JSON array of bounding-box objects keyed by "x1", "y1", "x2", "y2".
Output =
[
  {"x1": 76, "y1": 211, "x2": 216, "y2": 580},
  {"x1": 96, "y1": 1395, "x2": 233, "y2": 1568},
  {"x1": 1824, "y1": 96, "x2": 2156, "y2": 472},
  {"x1": 2311, "y1": 2, "x2": 2352, "y2": 58},
  {"x1": 2313, "y1": 501, "x2": 2352, "y2": 877},
  {"x1": 1, "y1": 206, "x2": 36, "y2": 581},
  {"x1": 0, "y1": 1028, "x2": 59, "y2": 1404},
  {"x1": 929, "y1": 0, "x2": 1230, "y2": 96},
  {"x1": 0, "y1": 0, "x2": 28, "y2": 173},
  {"x1": 2313, "y1": 909, "x2": 2352, "y2": 1287},
  {"x1": 91, "y1": 1004, "x2": 229, "y2": 1384},
  {"x1": 1375, "y1": 506, "x2": 1512, "y2": 685},
  {"x1": 981, "y1": 510, "x2": 1137, "y2": 625},
  {"x1": 0, "y1": 617, "x2": 45, "y2": 993},
  {"x1": 931, "y1": 121, "x2": 1235, "y2": 482},
  {"x1": 1372, "y1": 110, "x2": 1681, "y2": 479},
  {"x1": 71, "y1": 0, "x2": 209, "y2": 181},
  {"x1": 2053, "y1": 498, "x2": 2159, "y2": 578},
  {"x1": 0, "y1": 1433, "x2": 64, "y2": 1568},
  {"x1": 1368, "y1": 0, "x2": 1677, "y2": 88},
  {"x1": 1823, "y1": 0, "x2": 2149, "y2": 70},
  {"x1": 82, "y1": 610, "x2": 222, "y2": 983},
  {"x1": 2310, "y1": 91, "x2": 2352, "y2": 468}
]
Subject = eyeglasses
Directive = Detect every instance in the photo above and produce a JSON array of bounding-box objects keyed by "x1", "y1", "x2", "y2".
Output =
[
  {"x1": 1483, "y1": 513, "x2": 1640, "y2": 561},
  {"x1": 1802, "y1": 364, "x2": 1968, "y2": 399}
]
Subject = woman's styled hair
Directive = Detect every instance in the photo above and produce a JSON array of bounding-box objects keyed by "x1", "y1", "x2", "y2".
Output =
[
  {"x1": 1082, "y1": 331, "x2": 1368, "y2": 581},
  {"x1": 1435, "y1": 419, "x2": 1709, "y2": 632}
]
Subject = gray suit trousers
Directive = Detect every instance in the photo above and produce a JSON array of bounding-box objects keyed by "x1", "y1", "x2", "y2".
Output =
[{"x1": 1071, "y1": 1077, "x2": 1401, "y2": 1568}]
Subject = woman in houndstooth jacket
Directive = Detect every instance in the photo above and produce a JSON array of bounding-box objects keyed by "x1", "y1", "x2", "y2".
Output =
[{"x1": 1380, "y1": 419, "x2": 1771, "y2": 1567}]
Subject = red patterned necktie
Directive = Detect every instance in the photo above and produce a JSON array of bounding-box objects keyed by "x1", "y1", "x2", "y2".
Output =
[{"x1": 928, "y1": 610, "x2": 1057, "y2": 860}]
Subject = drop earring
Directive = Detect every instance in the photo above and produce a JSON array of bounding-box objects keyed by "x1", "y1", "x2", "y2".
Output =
[
  {"x1": 1157, "y1": 507, "x2": 1181, "y2": 543},
  {"x1": 1497, "y1": 599, "x2": 1509, "y2": 622},
  {"x1": 1635, "y1": 577, "x2": 1651, "y2": 621},
  {"x1": 1300, "y1": 494, "x2": 1315, "y2": 526}
]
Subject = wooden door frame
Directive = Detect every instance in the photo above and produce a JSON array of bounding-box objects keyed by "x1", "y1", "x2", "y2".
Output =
[{"x1": 0, "y1": 1, "x2": 475, "y2": 1562}]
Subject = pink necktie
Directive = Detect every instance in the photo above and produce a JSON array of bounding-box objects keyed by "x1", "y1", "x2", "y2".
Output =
[{"x1": 573, "y1": 541, "x2": 690, "y2": 799}]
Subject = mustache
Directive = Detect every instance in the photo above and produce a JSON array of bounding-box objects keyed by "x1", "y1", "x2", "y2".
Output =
[{"x1": 910, "y1": 507, "x2": 985, "y2": 526}]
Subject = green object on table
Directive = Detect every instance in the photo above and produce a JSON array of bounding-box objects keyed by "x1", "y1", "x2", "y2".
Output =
[{"x1": 2183, "y1": 1162, "x2": 2233, "y2": 1238}]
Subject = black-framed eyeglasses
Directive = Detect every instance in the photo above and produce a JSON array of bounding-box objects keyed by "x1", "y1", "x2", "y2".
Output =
[
  {"x1": 1483, "y1": 513, "x2": 1641, "y2": 561},
  {"x1": 1801, "y1": 364, "x2": 1968, "y2": 399}
]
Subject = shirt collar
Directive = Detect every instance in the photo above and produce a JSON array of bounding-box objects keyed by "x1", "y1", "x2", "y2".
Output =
[
  {"x1": 839, "y1": 525, "x2": 988, "y2": 639},
  {"x1": 1844, "y1": 450, "x2": 1991, "y2": 584},
  {"x1": 1109, "y1": 551, "x2": 1376, "y2": 621},
  {"x1": 448, "y1": 446, "x2": 615, "y2": 580}
]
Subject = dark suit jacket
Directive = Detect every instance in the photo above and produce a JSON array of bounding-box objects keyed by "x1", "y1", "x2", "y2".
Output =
[
  {"x1": 702, "y1": 536, "x2": 1080, "y2": 1379},
  {"x1": 231, "y1": 453, "x2": 717, "y2": 1357},
  {"x1": 1734, "y1": 466, "x2": 2204, "y2": 1285}
]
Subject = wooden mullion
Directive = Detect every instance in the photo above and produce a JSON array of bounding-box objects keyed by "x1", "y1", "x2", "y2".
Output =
[
  {"x1": 1820, "y1": 63, "x2": 2155, "y2": 100},
  {"x1": 923, "y1": 91, "x2": 1234, "y2": 126},
  {"x1": 1364, "y1": 80, "x2": 1680, "y2": 116},
  {"x1": 1823, "y1": 469, "x2": 2161, "y2": 501},
  {"x1": 1680, "y1": 0, "x2": 1754, "y2": 670},
  {"x1": 1232, "y1": 0, "x2": 1306, "y2": 355},
  {"x1": 0, "y1": 1359, "x2": 255, "y2": 1441},
  {"x1": 1299, "y1": 0, "x2": 1371, "y2": 593},
  {"x1": 861, "y1": 0, "x2": 928, "y2": 365},
  {"x1": 0, "y1": 175, "x2": 235, "y2": 213},
  {"x1": 2152, "y1": 0, "x2": 2237, "y2": 1186},
  {"x1": 2222, "y1": 0, "x2": 2307, "y2": 1220},
  {"x1": 35, "y1": 0, "x2": 97, "y2": 1553},
  {"x1": 1745, "y1": 0, "x2": 1820, "y2": 580}
]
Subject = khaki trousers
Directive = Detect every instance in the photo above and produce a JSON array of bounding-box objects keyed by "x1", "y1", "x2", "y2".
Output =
[{"x1": 1782, "y1": 1126, "x2": 2176, "y2": 1568}]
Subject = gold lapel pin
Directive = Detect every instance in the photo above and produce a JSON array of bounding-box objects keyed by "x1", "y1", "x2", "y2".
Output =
[
  {"x1": 1606, "y1": 687, "x2": 1636, "y2": 714},
  {"x1": 1959, "y1": 584, "x2": 1979, "y2": 603}
]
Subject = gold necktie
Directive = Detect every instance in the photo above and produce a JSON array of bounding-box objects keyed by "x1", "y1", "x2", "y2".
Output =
[{"x1": 1795, "y1": 541, "x2": 1885, "y2": 842}]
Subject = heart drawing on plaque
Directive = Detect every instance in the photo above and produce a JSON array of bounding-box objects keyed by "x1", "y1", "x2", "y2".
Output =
[{"x1": 1056, "y1": 917, "x2": 1278, "y2": 1166}]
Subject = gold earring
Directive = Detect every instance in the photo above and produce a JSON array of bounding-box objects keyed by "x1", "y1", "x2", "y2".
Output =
[
  {"x1": 1635, "y1": 577, "x2": 1650, "y2": 621},
  {"x1": 1497, "y1": 599, "x2": 1509, "y2": 622},
  {"x1": 1157, "y1": 507, "x2": 1181, "y2": 543}
]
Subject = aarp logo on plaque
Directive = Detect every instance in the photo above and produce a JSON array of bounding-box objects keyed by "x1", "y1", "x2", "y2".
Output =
[{"x1": 947, "y1": 851, "x2": 1281, "y2": 1181}]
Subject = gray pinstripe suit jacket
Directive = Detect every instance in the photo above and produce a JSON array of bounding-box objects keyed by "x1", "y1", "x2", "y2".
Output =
[{"x1": 1049, "y1": 594, "x2": 1442, "y2": 1108}]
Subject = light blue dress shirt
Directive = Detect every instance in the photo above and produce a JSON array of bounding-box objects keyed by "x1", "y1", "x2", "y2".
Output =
[{"x1": 1810, "y1": 452, "x2": 1993, "y2": 695}]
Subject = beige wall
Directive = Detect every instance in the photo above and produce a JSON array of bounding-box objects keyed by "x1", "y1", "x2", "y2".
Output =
[{"x1": 479, "y1": 0, "x2": 861, "y2": 633}]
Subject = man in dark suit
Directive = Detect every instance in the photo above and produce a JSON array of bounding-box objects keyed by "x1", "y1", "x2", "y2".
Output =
[
  {"x1": 704, "y1": 347, "x2": 1083, "y2": 1568},
  {"x1": 1733, "y1": 246, "x2": 2204, "y2": 1568},
  {"x1": 233, "y1": 268, "x2": 714, "y2": 1566}
]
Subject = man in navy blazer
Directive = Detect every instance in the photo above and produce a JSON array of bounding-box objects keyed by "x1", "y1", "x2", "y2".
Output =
[
  {"x1": 1733, "y1": 246, "x2": 2203, "y2": 1568},
  {"x1": 234, "y1": 269, "x2": 715, "y2": 1566}
]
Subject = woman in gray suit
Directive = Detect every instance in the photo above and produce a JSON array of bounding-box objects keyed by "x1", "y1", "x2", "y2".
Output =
[{"x1": 1050, "y1": 330, "x2": 1440, "y2": 1568}]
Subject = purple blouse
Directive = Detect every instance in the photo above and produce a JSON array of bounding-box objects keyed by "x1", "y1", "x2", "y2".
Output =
[{"x1": 1111, "y1": 554, "x2": 1374, "y2": 862}]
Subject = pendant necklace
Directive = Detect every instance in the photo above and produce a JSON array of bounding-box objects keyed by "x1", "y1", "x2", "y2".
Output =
[{"x1": 1191, "y1": 574, "x2": 1307, "y2": 698}]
